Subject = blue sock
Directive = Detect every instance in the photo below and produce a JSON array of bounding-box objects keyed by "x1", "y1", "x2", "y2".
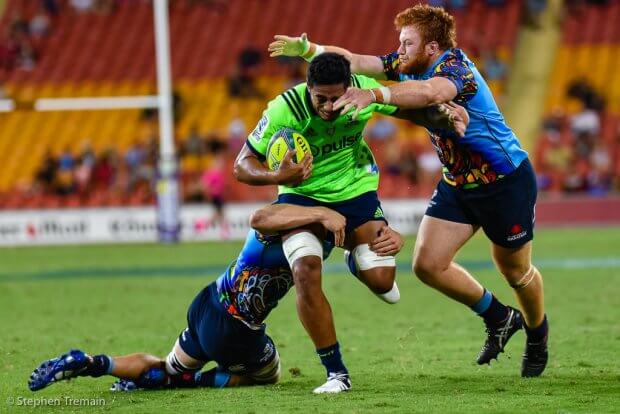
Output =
[
  {"x1": 317, "y1": 342, "x2": 348, "y2": 376},
  {"x1": 525, "y1": 315, "x2": 548, "y2": 343},
  {"x1": 190, "y1": 368, "x2": 230, "y2": 388},
  {"x1": 471, "y1": 289, "x2": 509, "y2": 325}
]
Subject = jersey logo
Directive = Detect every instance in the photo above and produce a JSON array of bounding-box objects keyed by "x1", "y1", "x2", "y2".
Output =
[
  {"x1": 346, "y1": 114, "x2": 359, "y2": 126},
  {"x1": 251, "y1": 115, "x2": 269, "y2": 142}
]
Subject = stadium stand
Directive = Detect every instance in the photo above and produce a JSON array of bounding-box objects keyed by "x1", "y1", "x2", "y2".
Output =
[
  {"x1": 0, "y1": 0, "x2": 523, "y2": 208},
  {"x1": 537, "y1": 0, "x2": 620, "y2": 196}
]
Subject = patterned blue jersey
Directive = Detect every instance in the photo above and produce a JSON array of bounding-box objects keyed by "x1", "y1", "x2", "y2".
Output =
[
  {"x1": 379, "y1": 48, "x2": 528, "y2": 187},
  {"x1": 216, "y1": 230, "x2": 333, "y2": 329}
]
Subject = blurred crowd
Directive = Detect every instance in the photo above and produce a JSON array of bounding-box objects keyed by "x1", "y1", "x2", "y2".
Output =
[
  {"x1": 2, "y1": 0, "x2": 618, "y2": 210},
  {"x1": 535, "y1": 78, "x2": 619, "y2": 195}
]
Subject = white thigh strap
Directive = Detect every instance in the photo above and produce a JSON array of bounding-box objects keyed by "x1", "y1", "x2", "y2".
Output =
[
  {"x1": 353, "y1": 244, "x2": 395, "y2": 271},
  {"x1": 282, "y1": 232, "x2": 323, "y2": 268}
]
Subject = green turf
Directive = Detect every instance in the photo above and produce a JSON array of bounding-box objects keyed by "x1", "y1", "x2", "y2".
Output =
[{"x1": 1, "y1": 228, "x2": 619, "y2": 413}]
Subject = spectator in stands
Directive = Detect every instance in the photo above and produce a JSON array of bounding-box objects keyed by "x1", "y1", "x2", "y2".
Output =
[
  {"x1": 200, "y1": 151, "x2": 230, "y2": 239},
  {"x1": 535, "y1": 130, "x2": 572, "y2": 192},
  {"x1": 541, "y1": 108, "x2": 565, "y2": 138},
  {"x1": 567, "y1": 77, "x2": 604, "y2": 111},
  {"x1": 228, "y1": 46, "x2": 264, "y2": 99},
  {"x1": 570, "y1": 104, "x2": 600, "y2": 158},
  {"x1": 586, "y1": 142, "x2": 613, "y2": 195},
  {"x1": 74, "y1": 155, "x2": 93, "y2": 196},
  {"x1": 184, "y1": 125, "x2": 205, "y2": 157},
  {"x1": 125, "y1": 140, "x2": 147, "y2": 192},
  {"x1": 42, "y1": 0, "x2": 59, "y2": 15},
  {"x1": 79, "y1": 140, "x2": 96, "y2": 168},
  {"x1": 92, "y1": 149, "x2": 117, "y2": 190},
  {"x1": 30, "y1": 6, "x2": 51, "y2": 38},
  {"x1": 226, "y1": 105, "x2": 246, "y2": 152},
  {"x1": 416, "y1": 149, "x2": 443, "y2": 191},
  {"x1": 70, "y1": 0, "x2": 95, "y2": 13},
  {"x1": 35, "y1": 151, "x2": 58, "y2": 194},
  {"x1": 56, "y1": 148, "x2": 76, "y2": 196},
  {"x1": 481, "y1": 50, "x2": 507, "y2": 82},
  {"x1": 563, "y1": 163, "x2": 587, "y2": 193},
  {"x1": 368, "y1": 117, "x2": 397, "y2": 142}
]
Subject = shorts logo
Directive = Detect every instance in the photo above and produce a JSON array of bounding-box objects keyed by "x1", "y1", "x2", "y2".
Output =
[
  {"x1": 507, "y1": 224, "x2": 527, "y2": 241},
  {"x1": 228, "y1": 364, "x2": 246, "y2": 373},
  {"x1": 260, "y1": 342, "x2": 275, "y2": 363},
  {"x1": 374, "y1": 206, "x2": 384, "y2": 219},
  {"x1": 251, "y1": 115, "x2": 269, "y2": 142}
]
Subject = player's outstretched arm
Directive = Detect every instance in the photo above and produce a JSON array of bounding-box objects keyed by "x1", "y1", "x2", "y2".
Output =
[
  {"x1": 268, "y1": 33, "x2": 386, "y2": 79},
  {"x1": 334, "y1": 77, "x2": 458, "y2": 118},
  {"x1": 250, "y1": 204, "x2": 346, "y2": 246},
  {"x1": 393, "y1": 101, "x2": 470, "y2": 137},
  {"x1": 234, "y1": 145, "x2": 312, "y2": 186}
]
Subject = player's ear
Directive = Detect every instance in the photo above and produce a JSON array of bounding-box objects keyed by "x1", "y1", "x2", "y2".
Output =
[{"x1": 426, "y1": 41, "x2": 440, "y2": 55}]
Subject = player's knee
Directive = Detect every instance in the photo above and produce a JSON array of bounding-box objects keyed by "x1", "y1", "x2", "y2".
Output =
[
  {"x1": 165, "y1": 342, "x2": 203, "y2": 376},
  {"x1": 497, "y1": 261, "x2": 531, "y2": 284},
  {"x1": 352, "y1": 244, "x2": 396, "y2": 292},
  {"x1": 412, "y1": 253, "x2": 444, "y2": 285},
  {"x1": 250, "y1": 351, "x2": 281, "y2": 385},
  {"x1": 135, "y1": 353, "x2": 162, "y2": 369},
  {"x1": 283, "y1": 232, "x2": 323, "y2": 274},
  {"x1": 505, "y1": 264, "x2": 539, "y2": 290}
]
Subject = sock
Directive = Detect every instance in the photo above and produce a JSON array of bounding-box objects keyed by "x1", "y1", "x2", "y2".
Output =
[
  {"x1": 471, "y1": 289, "x2": 509, "y2": 325},
  {"x1": 524, "y1": 315, "x2": 548, "y2": 344},
  {"x1": 316, "y1": 342, "x2": 348, "y2": 376},
  {"x1": 84, "y1": 354, "x2": 113, "y2": 377},
  {"x1": 188, "y1": 368, "x2": 231, "y2": 388}
]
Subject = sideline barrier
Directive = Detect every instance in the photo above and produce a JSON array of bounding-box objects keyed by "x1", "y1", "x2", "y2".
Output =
[{"x1": 1, "y1": 197, "x2": 618, "y2": 247}]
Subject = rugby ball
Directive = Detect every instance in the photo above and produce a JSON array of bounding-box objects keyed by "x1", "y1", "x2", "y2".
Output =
[{"x1": 266, "y1": 128, "x2": 310, "y2": 171}]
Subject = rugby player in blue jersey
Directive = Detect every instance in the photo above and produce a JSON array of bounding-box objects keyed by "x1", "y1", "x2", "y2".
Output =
[
  {"x1": 269, "y1": 4, "x2": 548, "y2": 377},
  {"x1": 28, "y1": 203, "x2": 405, "y2": 394}
]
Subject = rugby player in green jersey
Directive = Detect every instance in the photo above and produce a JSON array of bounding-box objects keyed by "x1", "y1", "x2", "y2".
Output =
[{"x1": 234, "y1": 53, "x2": 468, "y2": 393}]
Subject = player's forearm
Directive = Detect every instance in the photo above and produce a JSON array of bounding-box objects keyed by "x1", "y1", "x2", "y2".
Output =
[
  {"x1": 392, "y1": 106, "x2": 453, "y2": 130},
  {"x1": 250, "y1": 205, "x2": 324, "y2": 234},
  {"x1": 374, "y1": 79, "x2": 457, "y2": 109},
  {"x1": 233, "y1": 155, "x2": 279, "y2": 185}
]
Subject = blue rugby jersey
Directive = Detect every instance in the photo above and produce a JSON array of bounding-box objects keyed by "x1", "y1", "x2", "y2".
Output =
[
  {"x1": 379, "y1": 48, "x2": 528, "y2": 188},
  {"x1": 216, "y1": 230, "x2": 333, "y2": 329}
]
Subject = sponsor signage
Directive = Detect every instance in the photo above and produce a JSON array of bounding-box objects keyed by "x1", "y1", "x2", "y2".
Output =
[{"x1": 0, "y1": 200, "x2": 428, "y2": 246}]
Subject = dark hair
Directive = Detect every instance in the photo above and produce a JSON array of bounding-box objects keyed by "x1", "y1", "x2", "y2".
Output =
[{"x1": 307, "y1": 52, "x2": 351, "y2": 88}]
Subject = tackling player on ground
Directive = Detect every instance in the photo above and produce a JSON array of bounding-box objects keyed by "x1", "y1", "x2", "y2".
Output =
[
  {"x1": 234, "y1": 52, "x2": 470, "y2": 392},
  {"x1": 269, "y1": 4, "x2": 549, "y2": 377},
  {"x1": 28, "y1": 203, "x2": 404, "y2": 394}
]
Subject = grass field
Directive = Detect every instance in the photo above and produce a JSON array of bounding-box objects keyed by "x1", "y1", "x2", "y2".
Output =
[{"x1": 1, "y1": 228, "x2": 619, "y2": 413}]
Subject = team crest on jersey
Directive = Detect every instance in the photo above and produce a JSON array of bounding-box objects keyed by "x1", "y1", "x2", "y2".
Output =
[
  {"x1": 305, "y1": 127, "x2": 317, "y2": 137},
  {"x1": 251, "y1": 115, "x2": 269, "y2": 142},
  {"x1": 345, "y1": 114, "x2": 359, "y2": 126}
]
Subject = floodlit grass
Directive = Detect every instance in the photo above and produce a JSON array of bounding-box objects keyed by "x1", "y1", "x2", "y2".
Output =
[{"x1": 1, "y1": 228, "x2": 619, "y2": 413}]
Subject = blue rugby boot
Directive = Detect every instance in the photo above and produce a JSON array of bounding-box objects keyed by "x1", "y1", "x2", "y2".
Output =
[{"x1": 29, "y1": 349, "x2": 89, "y2": 391}]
